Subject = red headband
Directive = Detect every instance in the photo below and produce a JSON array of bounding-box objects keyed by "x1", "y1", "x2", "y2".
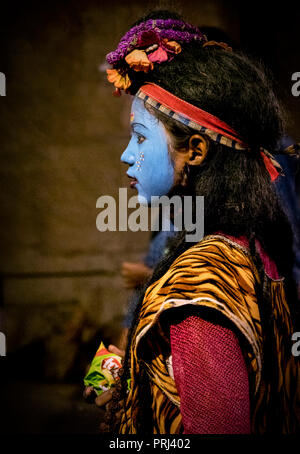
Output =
[
  {"x1": 137, "y1": 83, "x2": 283, "y2": 182},
  {"x1": 138, "y1": 83, "x2": 248, "y2": 148}
]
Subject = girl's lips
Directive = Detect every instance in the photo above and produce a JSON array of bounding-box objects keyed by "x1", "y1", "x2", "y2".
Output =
[{"x1": 127, "y1": 175, "x2": 138, "y2": 188}]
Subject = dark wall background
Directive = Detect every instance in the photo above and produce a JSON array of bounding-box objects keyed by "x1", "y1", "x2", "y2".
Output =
[{"x1": 0, "y1": 0, "x2": 299, "y2": 382}]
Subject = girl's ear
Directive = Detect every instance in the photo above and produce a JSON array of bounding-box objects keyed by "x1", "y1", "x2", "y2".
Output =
[{"x1": 187, "y1": 134, "x2": 209, "y2": 166}]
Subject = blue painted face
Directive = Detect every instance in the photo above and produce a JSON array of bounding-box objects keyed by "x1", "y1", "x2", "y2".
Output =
[{"x1": 121, "y1": 97, "x2": 174, "y2": 204}]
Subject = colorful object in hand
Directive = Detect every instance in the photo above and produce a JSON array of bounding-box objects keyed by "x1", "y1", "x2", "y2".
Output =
[{"x1": 84, "y1": 341, "x2": 122, "y2": 395}]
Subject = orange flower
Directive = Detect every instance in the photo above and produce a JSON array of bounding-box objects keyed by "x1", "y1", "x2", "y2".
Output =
[
  {"x1": 106, "y1": 68, "x2": 131, "y2": 90},
  {"x1": 162, "y1": 39, "x2": 182, "y2": 54},
  {"x1": 125, "y1": 49, "x2": 153, "y2": 72}
]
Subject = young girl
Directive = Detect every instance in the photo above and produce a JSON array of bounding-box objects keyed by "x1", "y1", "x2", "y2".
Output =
[{"x1": 101, "y1": 10, "x2": 300, "y2": 434}]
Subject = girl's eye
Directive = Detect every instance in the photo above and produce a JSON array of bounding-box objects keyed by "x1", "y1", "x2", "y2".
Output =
[{"x1": 137, "y1": 135, "x2": 145, "y2": 144}]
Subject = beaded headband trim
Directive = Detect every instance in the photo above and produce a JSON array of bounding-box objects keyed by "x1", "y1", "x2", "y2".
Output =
[{"x1": 137, "y1": 83, "x2": 247, "y2": 151}]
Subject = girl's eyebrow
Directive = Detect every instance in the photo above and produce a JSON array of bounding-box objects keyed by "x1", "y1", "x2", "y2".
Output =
[{"x1": 131, "y1": 122, "x2": 148, "y2": 131}]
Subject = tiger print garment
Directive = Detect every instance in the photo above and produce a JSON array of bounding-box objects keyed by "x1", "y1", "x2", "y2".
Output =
[{"x1": 119, "y1": 234, "x2": 300, "y2": 434}]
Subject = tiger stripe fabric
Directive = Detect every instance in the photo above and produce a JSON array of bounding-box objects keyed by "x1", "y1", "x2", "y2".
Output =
[{"x1": 119, "y1": 234, "x2": 300, "y2": 434}]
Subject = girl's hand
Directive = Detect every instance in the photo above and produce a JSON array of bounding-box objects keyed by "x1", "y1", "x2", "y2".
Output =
[
  {"x1": 121, "y1": 261, "x2": 152, "y2": 288},
  {"x1": 83, "y1": 345, "x2": 126, "y2": 431}
]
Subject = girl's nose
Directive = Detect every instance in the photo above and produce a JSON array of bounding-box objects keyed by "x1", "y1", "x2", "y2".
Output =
[{"x1": 121, "y1": 145, "x2": 135, "y2": 165}]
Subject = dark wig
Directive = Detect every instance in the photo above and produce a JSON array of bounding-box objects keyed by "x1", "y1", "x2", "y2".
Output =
[{"x1": 107, "y1": 10, "x2": 299, "y2": 433}]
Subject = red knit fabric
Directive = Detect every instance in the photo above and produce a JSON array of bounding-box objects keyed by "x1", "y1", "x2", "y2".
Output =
[
  {"x1": 170, "y1": 315, "x2": 251, "y2": 434},
  {"x1": 214, "y1": 232, "x2": 280, "y2": 279}
]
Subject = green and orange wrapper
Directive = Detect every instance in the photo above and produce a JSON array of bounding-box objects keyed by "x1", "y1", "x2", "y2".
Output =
[{"x1": 84, "y1": 341, "x2": 123, "y2": 396}]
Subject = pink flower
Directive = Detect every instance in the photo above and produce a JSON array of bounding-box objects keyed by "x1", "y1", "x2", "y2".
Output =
[
  {"x1": 148, "y1": 47, "x2": 168, "y2": 63},
  {"x1": 148, "y1": 40, "x2": 182, "y2": 63}
]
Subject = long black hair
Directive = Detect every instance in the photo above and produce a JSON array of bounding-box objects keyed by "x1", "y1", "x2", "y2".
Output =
[{"x1": 107, "y1": 10, "x2": 299, "y2": 433}]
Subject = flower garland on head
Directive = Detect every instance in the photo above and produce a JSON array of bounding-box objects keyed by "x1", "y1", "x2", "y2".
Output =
[{"x1": 106, "y1": 19, "x2": 207, "y2": 96}]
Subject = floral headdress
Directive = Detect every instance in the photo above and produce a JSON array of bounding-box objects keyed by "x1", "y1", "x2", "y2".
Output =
[
  {"x1": 105, "y1": 18, "x2": 299, "y2": 180},
  {"x1": 105, "y1": 19, "x2": 209, "y2": 96}
]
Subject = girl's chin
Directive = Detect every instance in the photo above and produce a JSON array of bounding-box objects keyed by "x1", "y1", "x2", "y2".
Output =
[
  {"x1": 134, "y1": 187, "x2": 149, "y2": 205},
  {"x1": 136, "y1": 185, "x2": 173, "y2": 205},
  {"x1": 137, "y1": 193, "x2": 149, "y2": 205}
]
